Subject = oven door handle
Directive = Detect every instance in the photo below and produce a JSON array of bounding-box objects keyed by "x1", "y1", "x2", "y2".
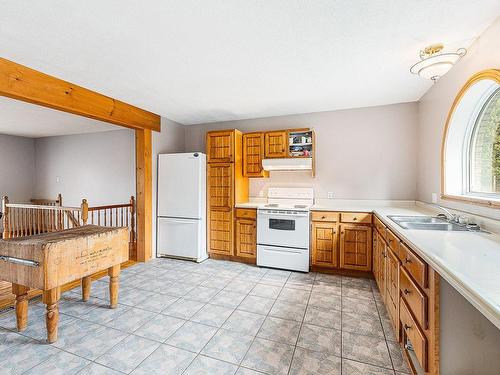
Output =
[{"x1": 266, "y1": 248, "x2": 304, "y2": 254}]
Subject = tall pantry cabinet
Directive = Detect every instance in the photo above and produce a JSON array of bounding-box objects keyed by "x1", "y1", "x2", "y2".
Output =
[{"x1": 206, "y1": 130, "x2": 249, "y2": 257}]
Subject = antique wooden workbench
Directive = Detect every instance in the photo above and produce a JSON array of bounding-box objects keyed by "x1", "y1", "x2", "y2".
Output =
[{"x1": 0, "y1": 225, "x2": 128, "y2": 343}]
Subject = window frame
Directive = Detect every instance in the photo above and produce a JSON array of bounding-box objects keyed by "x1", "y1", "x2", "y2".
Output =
[
  {"x1": 466, "y1": 87, "x2": 500, "y2": 197},
  {"x1": 441, "y1": 69, "x2": 500, "y2": 208}
]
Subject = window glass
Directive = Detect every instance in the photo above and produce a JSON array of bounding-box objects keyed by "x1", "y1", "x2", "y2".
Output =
[{"x1": 469, "y1": 89, "x2": 500, "y2": 194}]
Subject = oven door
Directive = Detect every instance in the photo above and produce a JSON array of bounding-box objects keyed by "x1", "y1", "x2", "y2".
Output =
[{"x1": 257, "y1": 210, "x2": 310, "y2": 249}]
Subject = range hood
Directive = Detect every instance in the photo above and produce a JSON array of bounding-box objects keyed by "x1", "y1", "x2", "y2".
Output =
[{"x1": 262, "y1": 158, "x2": 313, "y2": 171}]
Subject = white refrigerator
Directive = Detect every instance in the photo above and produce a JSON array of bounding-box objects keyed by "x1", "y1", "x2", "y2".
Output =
[{"x1": 157, "y1": 152, "x2": 207, "y2": 262}]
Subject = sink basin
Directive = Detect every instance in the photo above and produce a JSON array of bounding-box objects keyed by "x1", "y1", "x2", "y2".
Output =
[
  {"x1": 387, "y1": 216, "x2": 469, "y2": 231},
  {"x1": 400, "y1": 222, "x2": 469, "y2": 231},
  {"x1": 388, "y1": 216, "x2": 444, "y2": 224}
]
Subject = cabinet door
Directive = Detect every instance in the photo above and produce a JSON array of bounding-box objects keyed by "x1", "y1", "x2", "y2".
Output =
[
  {"x1": 311, "y1": 222, "x2": 339, "y2": 268},
  {"x1": 386, "y1": 247, "x2": 401, "y2": 339},
  {"x1": 377, "y1": 232, "x2": 387, "y2": 302},
  {"x1": 243, "y1": 133, "x2": 268, "y2": 177},
  {"x1": 235, "y1": 218, "x2": 256, "y2": 258},
  {"x1": 207, "y1": 131, "x2": 234, "y2": 163},
  {"x1": 373, "y1": 232, "x2": 379, "y2": 283},
  {"x1": 264, "y1": 131, "x2": 288, "y2": 158},
  {"x1": 207, "y1": 163, "x2": 233, "y2": 209},
  {"x1": 208, "y1": 209, "x2": 233, "y2": 255},
  {"x1": 340, "y1": 224, "x2": 372, "y2": 271}
]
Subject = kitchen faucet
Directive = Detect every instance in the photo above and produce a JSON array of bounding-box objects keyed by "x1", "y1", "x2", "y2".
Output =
[{"x1": 432, "y1": 204, "x2": 460, "y2": 223}]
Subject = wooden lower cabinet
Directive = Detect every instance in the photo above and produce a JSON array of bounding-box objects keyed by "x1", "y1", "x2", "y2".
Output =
[
  {"x1": 339, "y1": 224, "x2": 372, "y2": 271},
  {"x1": 385, "y1": 246, "x2": 401, "y2": 340},
  {"x1": 373, "y1": 214, "x2": 439, "y2": 375},
  {"x1": 311, "y1": 221, "x2": 339, "y2": 268},
  {"x1": 374, "y1": 231, "x2": 387, "y2": 303},
  {"x1": 235, "y1": 214, "x2": 256, "y2": 259},
  {"x1": 208, "y1": 209, "x2": 233, "y2": 255}
]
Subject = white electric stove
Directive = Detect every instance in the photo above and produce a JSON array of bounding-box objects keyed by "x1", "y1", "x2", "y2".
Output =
[{"x1": 256, "y1": 187, "x2": 313, "y2": 272}]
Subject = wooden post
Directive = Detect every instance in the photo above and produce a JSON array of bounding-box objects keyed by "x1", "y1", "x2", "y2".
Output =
[
  {"x1": 130, "y1": 196, "x2": 136, "y2": 244},
  {"x1": 135, "y1": 129, "x2": 152, "y2": 262},
  {"x1": 81, "y1": 199, "x2": 88, "y2": 225},
  {"x1": 108, "y1": 265, "x2": 120, "y2": 308},
  {"x1": 2, "y1": 196, "x2": 9, "y2": 239},
  {"x1": 42, "y1": 287, "x2": 60, "y2": 343},
  {"x1": 12, "y1": 283, "x2": 29, "y2": 331},
  {"x1": 81, "y1": 276, "x2": 92, "y2": 302}
]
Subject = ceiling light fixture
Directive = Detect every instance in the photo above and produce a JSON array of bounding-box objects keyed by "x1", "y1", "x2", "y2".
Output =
[{"x1": 410, "y1": 43, "x2": 467, "y2": 81}]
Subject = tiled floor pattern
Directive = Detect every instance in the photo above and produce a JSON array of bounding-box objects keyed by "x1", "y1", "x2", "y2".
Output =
[{"x1": 0, "y1": 258, "x2": 411, "y2": 374}]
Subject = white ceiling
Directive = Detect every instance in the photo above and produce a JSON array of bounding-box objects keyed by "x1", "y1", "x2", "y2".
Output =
[
  {"x1": 0, "y1": 1, "x2": 499, "y2": 126},
  {"x1": 0, "y1": 97, "x2": 117, "y2": 138}
]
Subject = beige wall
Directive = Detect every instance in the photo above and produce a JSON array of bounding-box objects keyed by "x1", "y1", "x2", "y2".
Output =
[
  {"x1": 417, "y1": 18, "x2": 500, "y2": 219},
  {"x1": 34, "y1": 129, "x2": 136, "y2": 207},
  {"x1": 0, "y1": 134, "x2": 35, "y2": 203},
  {"x1": 185, "y1": 102, "x2": 418, "y2": 200}
]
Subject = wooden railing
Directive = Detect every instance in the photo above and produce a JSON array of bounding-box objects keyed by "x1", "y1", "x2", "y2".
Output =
[
  {"x1": 87, "y1": 197, "x2": 136, "y2": 256},
  {"x1": 1, "y1": 196, "x2": 136, "y2": 259},
  {"x1": 1, "y1": 197, "x2": 87, "y2": 239},
  {"x1": 30, "y1": 193, "x2": 63, "y2": 207}
]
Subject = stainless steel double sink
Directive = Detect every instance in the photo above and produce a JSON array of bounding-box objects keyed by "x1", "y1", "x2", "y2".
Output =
[{"x1": 387, "y1": 215, "x2": 470, "y2": 231}]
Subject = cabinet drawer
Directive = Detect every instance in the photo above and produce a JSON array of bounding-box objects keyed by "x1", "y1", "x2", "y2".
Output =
[
  {"x1": 400, "y1": 243, "x2": 428, "y2": 289},
  {"x1": 236, "y1": 208, "x2": 257, "y2": 220},
  {"x1": 340, "y1": 212, "x2": 372, "y2": 224},
  {"x1": 386, "y1": 228, "x2": 400, "y2": 254},
  {"x1": 400, "y1": 299, "x2": 427, "y2": 371},
  {"x1": 374, "y1": 216, "x2": 387, "y2": 238},
  {"x1": 400, "y1": 267, "x2": 427, "y2": 329},
  {"x1": 311, "y1": 211, "x2": 339, "y2": 222}
]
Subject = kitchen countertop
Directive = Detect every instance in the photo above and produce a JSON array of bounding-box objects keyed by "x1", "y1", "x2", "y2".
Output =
[
  {"x1": 313, "y1": 201, "x2": 500, "y2": 330},
  {"x1": 237, "y1": 199, "x2": 500, "y2": 329}
]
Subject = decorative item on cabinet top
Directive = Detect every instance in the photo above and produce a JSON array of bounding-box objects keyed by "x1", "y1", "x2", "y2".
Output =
[{"x1": 243, "y1": 128, "x2": 315, "y2": 177}]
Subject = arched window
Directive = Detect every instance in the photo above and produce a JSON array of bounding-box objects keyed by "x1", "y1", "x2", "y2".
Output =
[{"x1": 442, "y1": 70, "x2": 500, "y2": 206}]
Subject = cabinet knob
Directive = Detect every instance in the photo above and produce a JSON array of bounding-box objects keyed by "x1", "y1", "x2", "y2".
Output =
[
  {"x1": 321, "y1": 216, "x2": 326, "y2": 219},
  {"x1": 404, "y1": 324, "x2": 412, "y2": 331},
  {"x1": 403, "y1": 289, "x2": 411, "y2": 295},
  {"x1": 404, "y1": 258, "x2": 412, "y2": 264},
  {"x1": 353, "y1": 217, "x2": 357, "y2": 221}
]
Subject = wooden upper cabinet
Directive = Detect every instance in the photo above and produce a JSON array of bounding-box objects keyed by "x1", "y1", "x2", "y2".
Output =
[
  {"x1": 207, "y1": 163, "x2": 233, "y2": 209},
  {"x1": 311, "y1": 221, "x2": 339, "y2": 268},
  {"x1": 243, "y1": 133, "x2": 268, "y2": 178},
  {"x1": 235, "y1": 217, "x2": 257, "y2": 259},
  {"x1": 207, "y1": 130, "x2": 234, "y2": 163},
  {"x1": 340, "y1": 224, "x2": 372, "y2": 271},
  {"x1": 264, "y1": 131, "x2": 288, "y2": 158}
]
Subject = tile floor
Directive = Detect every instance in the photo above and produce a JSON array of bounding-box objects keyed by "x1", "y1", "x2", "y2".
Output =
[{"x1": 0, "y1": 258, "x2": 411, "y2": 375}]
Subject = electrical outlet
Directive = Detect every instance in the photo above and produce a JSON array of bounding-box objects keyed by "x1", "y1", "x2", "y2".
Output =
[
  {"x1": 259, "y1": 190, "x2": 264, "y2": 197},
  {"x1": 431, "y1": 192, "x2": 438, "y2": 204},
  {"x1": 327, "y1": 192, "x2": 334, "y2": 199},
  {"x1": 56, "y1": 176, "x2": 60, "y2": 183}
]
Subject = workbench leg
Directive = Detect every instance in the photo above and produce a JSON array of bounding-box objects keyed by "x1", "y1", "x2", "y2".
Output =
[
  {"x1": 108, "y1": 265, "x2": 120, "y2": 309},
  {"x1": 81, "y1": 276, "x2": 92, "y2": 302},
  {"x1": 42, "y1": 287, "x2": 60, "y2": 344},
  {"x1": 12, "y1": 284, "x2": 29, "y2": 332}
]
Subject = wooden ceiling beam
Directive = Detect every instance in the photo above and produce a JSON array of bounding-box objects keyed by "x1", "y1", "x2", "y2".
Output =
[{"x1": 0, "y1": 57, "x2": 161, "y2": 132}]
